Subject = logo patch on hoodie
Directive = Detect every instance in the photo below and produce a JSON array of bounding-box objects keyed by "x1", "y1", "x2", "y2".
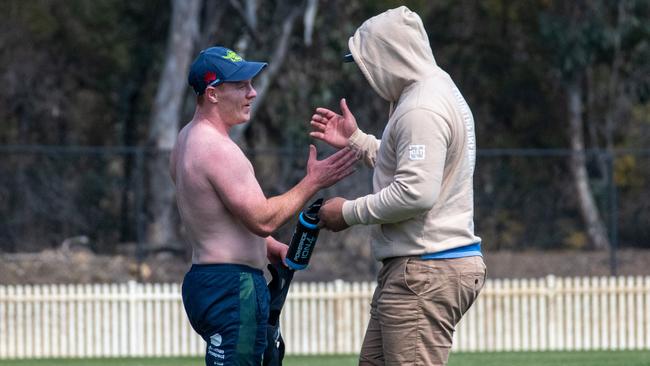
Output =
[{"x1": 408, "y1": 145, "x2": 425, "y2": 160}]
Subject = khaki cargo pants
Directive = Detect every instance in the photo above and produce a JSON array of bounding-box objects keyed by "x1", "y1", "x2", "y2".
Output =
[{"x1": 359, "y1": 256, "x2": 486, "y2": 366}]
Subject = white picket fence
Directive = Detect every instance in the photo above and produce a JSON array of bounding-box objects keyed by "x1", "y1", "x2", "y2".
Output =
[{"x1": 1, "y1": 276, "x2": 650, "y2": 359}]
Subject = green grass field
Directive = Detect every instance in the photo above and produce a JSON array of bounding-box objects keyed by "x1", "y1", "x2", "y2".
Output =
[{"x1": 2, "y1": 351, "x2": 650, "y2": 366}]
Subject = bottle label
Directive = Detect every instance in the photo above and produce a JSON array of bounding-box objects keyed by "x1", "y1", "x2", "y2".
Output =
[{"x1": 293, "y1": 231, "x2": 317, "y2": 262}]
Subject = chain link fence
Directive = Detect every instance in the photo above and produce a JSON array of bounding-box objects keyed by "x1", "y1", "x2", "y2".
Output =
[{"x1": 1, "y1": 145, "x2": 648, "y2": 275}]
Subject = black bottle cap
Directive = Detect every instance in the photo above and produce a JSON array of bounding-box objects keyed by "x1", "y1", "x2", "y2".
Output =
[{"x1": 303, "y1": 198, "x2": 323, "y2": 222}]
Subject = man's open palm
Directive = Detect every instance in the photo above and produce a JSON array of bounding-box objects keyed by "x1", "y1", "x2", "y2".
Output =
[{"x1": 310, "y1": 98, "x2": 358, "y2": 149}]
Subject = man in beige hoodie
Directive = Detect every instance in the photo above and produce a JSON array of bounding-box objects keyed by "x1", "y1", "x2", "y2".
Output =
[{"x1": 310, "y1": 7, "x2": 487, "y2": 365}]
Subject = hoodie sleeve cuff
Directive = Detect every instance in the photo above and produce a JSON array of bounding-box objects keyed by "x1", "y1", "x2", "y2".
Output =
[
  {"x1": 348, "y1": 128, "x2": 367, "y2": 150},
  {"x1": 342, "y1": 200, "x2": 360, "y2": 226}
]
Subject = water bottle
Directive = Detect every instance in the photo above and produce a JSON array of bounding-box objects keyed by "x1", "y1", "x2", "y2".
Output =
[{"x1": 284, "y1": 198, "x2": 323, "y2": 270}]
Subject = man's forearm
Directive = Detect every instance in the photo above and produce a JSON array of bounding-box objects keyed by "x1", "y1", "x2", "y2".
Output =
[{"x1": 263, "y1": 176, "x2": 320, "y2": 233}]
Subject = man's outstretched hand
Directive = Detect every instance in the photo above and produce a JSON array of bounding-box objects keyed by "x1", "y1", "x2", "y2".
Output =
[
  {"x1": 310, "y1": 98, "x2": 358, "y2": 149},
  {"x1": 305, "y1": 145, "x2": 357, "y2": 190}
]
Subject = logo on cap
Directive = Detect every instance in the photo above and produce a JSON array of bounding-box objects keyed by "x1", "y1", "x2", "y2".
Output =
[
  {"x1": 222, "y1": 50, "x2": 243, "y2": 63},
  {"x1": 203, "y1": 71, "x2": 217, "y2": 84}
]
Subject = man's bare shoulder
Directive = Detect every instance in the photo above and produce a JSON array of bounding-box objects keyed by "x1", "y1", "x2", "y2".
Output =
[
  {"x1": 178, "y1": 122, "x2": 253, "y2": 188},
  {"x1": 184, "y1": 122, "x2": 245, "y2": 162}
]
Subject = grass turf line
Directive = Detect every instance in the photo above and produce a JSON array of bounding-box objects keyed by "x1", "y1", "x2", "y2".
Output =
[{"x1": 1, "y1": 351, "x2": 649, "y2": 366}]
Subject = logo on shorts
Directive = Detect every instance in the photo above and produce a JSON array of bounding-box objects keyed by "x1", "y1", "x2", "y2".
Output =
[
  {"x1": 210, "y1": 333, "x2": 222, "y2": 347},
  {"x1": 409, "y1": 145, "x2": 425, "y2": 160}
]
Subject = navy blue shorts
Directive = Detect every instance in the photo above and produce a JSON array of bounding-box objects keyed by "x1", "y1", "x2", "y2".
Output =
[{"x1": 182, "y1": 263, "x2": 270, "y2": 366}]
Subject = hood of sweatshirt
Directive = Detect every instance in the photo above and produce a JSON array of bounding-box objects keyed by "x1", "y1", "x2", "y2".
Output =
[{"x1": 348, "y1": 6, "x2": 437, "y2": 102}]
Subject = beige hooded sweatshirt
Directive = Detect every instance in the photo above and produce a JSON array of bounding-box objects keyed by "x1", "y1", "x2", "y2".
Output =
[{"x1": 341, "y1": 6, "x2": 481, "y2": 261}]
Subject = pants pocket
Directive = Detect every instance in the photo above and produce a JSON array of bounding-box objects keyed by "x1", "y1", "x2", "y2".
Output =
[
  {"x1": 403, "y1": 258, "x2": 446, "y2": 296},
  {"x1": 459, "y1": 268, "x2": 486, "y2": 315}
]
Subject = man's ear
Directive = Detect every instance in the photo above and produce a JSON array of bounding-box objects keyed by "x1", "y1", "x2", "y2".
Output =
[{"x1": 205, "y1": 86, "x2": 219, "y2": 104}]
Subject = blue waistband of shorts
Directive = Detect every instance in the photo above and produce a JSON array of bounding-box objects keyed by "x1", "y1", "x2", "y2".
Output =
[
  {"x1": 189, "y1": 263, "x2": 263, "y2": 276},
  {"x1": 420, "y1": 242, "x2": 482, "y2": 260}
]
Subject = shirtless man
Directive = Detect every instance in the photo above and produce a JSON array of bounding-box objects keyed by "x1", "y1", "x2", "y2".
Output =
[{"x1": 170, "y1": 46, "x2": 357, "y2": 366}]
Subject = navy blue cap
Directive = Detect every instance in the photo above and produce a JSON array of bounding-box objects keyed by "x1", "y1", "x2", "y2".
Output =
[{"x1": 188, "y1": 46, "x2": 267, "y2": 95}]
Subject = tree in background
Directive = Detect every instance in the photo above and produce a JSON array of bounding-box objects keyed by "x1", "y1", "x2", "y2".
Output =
[
  {"x1": 539, "y1": 0, "x2": 649, "y2": 250},
  {"x1": 0, "y1": 0, "x2": 648, "y2": 265},
  {"x1": 145, "y1": 0, "x2": 202, "y2": 253},
  {"x1": 541, "y1": 1, "x2": 611, "y2": 250}
]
